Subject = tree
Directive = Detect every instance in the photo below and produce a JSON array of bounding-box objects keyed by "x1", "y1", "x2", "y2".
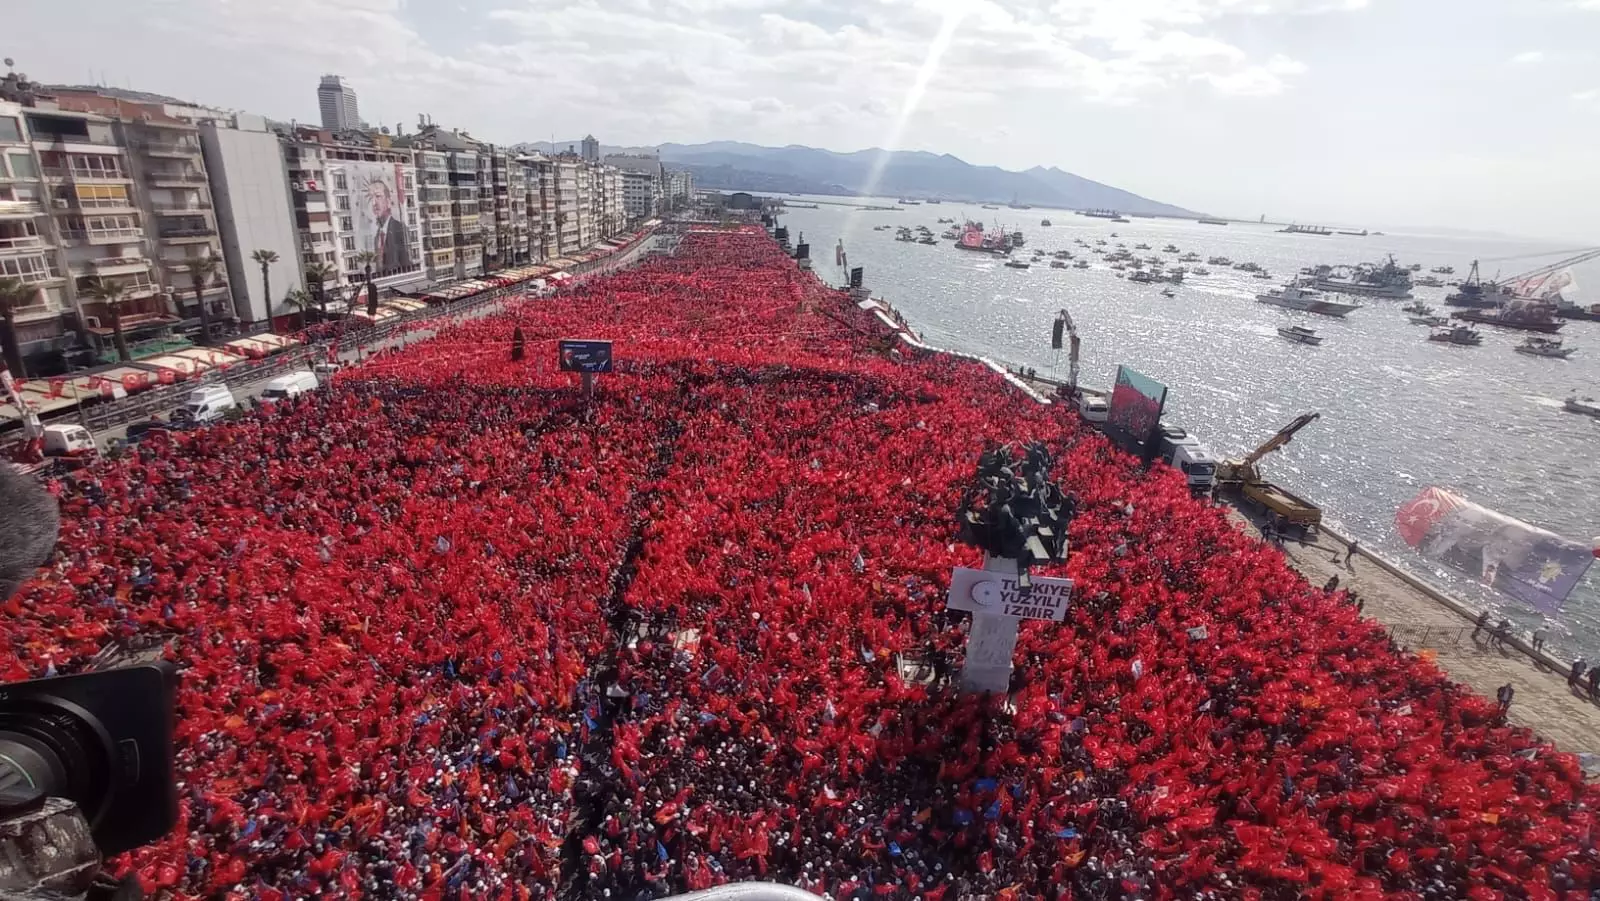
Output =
[
  {"x1": 183, "y1": 254, "x2": 222, "y2": 345},
  {"x1": 353, "y1": 250, "x2": 379, "y2": 318},
  {"x1": 283, "y1": 288, "x2": 315, "y2": 331},
  {"x1": 79, "y1": 276, "x2": 131, "y2": 362},
  {"x1": 251, "y1": 249, "x2": 279, "y2": 320},
  {"x1": 0, "y1": 277, "x2": 34, "y2": 377},
  {"x1": 304, "y1": 262, "x2": 337, "y2": 321}
]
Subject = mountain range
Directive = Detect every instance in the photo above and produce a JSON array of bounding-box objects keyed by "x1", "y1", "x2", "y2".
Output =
[{"x1": 514, "y1": 140, "x2": 1197, "y2": 217}]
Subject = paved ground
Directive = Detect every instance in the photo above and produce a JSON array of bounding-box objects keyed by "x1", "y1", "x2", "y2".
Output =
[{"x1": 1226, "y1": 503, "x2": 1600, "y2": 758}]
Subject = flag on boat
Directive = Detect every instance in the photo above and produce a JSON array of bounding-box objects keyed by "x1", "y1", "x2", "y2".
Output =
[
  {"x1": 1509, "y1": 268, "x2": 1576, "y2": 302},
  {"x1": 1395, "y1": 486, "x2": 1594, "y2": 612}
]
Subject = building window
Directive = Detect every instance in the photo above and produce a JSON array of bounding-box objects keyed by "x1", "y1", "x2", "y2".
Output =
[
  {"x1": 0, "y1": 256, "x2": 50, "y2": 282},
  {"x1": 8, "y1": 153, "x2": 36, "y2": 179},
  {"x1": 336, "y1": 195, "x2": 350, "y2": 211},
  {"x1": 340, "y1": 216, "x2": 352, "y2": 231},
  {"x1": 341, "y1": 236, "x2": 356, "y2": 252},
  {"x1": 334, "y1": 173, "x2": 347, "y2": 190},
  {"x1": 0, "y1": 117, "x2": 20, "y2": 143}
]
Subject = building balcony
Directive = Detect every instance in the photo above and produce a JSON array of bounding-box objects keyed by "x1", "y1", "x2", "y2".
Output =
[
  {"x1": 158, "y1": 227, "x2": 217, "y2": 243},
  {"x1": 139, "y1": 141, "x2": 201, "y2": 158},
  {"x1": 89, "y1": 256, "x2": 151, "y2": 276},
  {"x1": 0, "y1": 233, "x2": 46, "y2": 254},
  {"x1": 0, "y1": 200, "x2": 43, "y2": 221},
  {"x1": 151, "y1": 201, "x2": 212, "y2": 214},
  {"x1": 146, "y1": 171, "x2": 208, "y2": 187},
  {"x1": 63, "y1": 227, "x2": 145, "y2": 244},
  {"x1": 42, "y1": 167, "x2": 133, "y2": 184},
  {"x1": 124, "y1": 282, "x2": 160, "y2": 300}
]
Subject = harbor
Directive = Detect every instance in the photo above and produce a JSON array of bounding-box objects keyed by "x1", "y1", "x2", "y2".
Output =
[{"x1": 781, "y1": 196, "x2": 1600, "y2": 662}]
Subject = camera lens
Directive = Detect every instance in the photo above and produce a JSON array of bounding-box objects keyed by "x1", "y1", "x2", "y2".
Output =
[{"x1": 0, "y1": 700, "x2": 111, "y2": 826}]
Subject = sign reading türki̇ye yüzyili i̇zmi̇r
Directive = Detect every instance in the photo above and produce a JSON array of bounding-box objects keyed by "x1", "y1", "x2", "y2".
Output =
[{"x1": 945, "y1": 566, "x2": 1073, "y2": 623}]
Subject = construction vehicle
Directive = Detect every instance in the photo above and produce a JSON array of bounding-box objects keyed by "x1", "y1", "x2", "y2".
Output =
[
  {"x1": 2, "y1": 367, "x2": 96, "y2": 474},
  {"x1": 1216, "y1": 412, "x2": 1322, "y2": 532}
]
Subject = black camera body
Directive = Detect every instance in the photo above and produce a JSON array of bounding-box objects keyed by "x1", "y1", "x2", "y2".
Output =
[{"x1": 0, "y1": 661, "x2": 180, "y2": 878}]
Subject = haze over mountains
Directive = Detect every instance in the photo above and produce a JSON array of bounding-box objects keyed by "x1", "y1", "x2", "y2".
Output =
[{"x1": 517, "y1": 140, "x2": 1198, "y2": 217}]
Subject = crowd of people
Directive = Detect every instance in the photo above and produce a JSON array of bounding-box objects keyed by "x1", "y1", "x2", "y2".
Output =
[{"x1": 4, "y1": 226, "x2": 1596, "y2": 899}]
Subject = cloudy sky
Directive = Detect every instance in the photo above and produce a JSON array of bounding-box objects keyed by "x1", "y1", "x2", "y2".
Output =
[{"x1": 9, "y1": 0, "x2": 1598, "y2": 239}]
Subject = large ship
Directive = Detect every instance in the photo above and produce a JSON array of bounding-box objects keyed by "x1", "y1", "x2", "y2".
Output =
[
  {"x1": 1197, "y1": 218, "x2": 1229, "y2": 226},
  {"x1": 1279, "y1": 224, "x2": 1333, "y2": 236},
  {"x1": 1256, "y1": 282, "x2": 1362, "y2": 318},
  {"x1": 954, "y1": 221, "x2": 1013, "y2": 255},
  {"x1": 1451, "y1": 302, "x2": 1565, "y2": 334},
  {"x1": 1081, "y1": 209, "x2": 1130, "y2": 222},
  {"x1": 1309, "y1": 255, "x2": 1414, "y2": 299}
]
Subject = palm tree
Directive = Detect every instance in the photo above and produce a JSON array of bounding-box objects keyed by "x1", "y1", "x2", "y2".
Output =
[
  {"x1": 283, "y1": 288, "x2": 315, "y2": 331},
  {"x1": 79, "y1": 276, "x2": 131, "y2": 362},
  {"x1": 183, "y1": 254, "x2": 222, "y2": 345},
  {"x1": 0, "y1": 277, "x2": 35, "y2": 377},
  {"x1": 251, "y1": 249, "x2": 279, "y2": 317},
  {"x1": 303, "y1": 262, "x2": 337, "y2": 321}
]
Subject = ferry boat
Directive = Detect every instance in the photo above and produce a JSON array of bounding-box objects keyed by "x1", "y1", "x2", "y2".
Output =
[
  {"x1": 1564, "y1": 395, "x2": 1600, "y2": 418},
  {"x1": 1428, "y1": 325, "x2": 1483, "y2": 346},
  {"x1": 1310, "y1": 255, "x2": 1414, "y2": 299},
  {"x1": 1277, "y1": 325, "x2": 1323, "y2": 345},
  {"x1": 1198, "y1": 218, "x2": 1228, "y2": 225},
  {"x1": 1279, "y1": 224, "x2": 1333, "y2": 236},
  {"x1": 1515, "y1": 337, "x2": 1575, "y2": 359},
  {"x1": 1256, "y1": 282, "x2": 1362, "y2": 318}
]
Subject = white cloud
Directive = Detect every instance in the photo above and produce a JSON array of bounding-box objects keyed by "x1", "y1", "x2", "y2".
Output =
[{"x1": 1509, "y1": 50, "x2": 1545, "y2": 64}]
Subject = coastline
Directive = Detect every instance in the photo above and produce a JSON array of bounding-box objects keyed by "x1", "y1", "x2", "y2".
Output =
[{"x1": 846, "y1": 281, "x2": 1600, "y2": 761}]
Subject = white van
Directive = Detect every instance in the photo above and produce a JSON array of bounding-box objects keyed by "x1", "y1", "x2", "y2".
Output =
[
  {"x1": 259, "y1": 371, "x2": 319, "y2": 403},
  {"x1": 42, "y1": 424, "x2": 96, "y2": 457},
  {"x1": 179, "y1": 384, "x2": 237, "y2": 423}
]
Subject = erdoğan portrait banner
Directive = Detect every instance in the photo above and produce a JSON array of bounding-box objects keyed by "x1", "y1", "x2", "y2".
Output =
[{"x1": 1395, "y1": 486, "x2": 1594, "y2": 613}]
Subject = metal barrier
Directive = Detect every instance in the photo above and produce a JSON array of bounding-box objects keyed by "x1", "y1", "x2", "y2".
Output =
[{"x1": 667, "y1": 885, "x2": 824, "y2": 901}]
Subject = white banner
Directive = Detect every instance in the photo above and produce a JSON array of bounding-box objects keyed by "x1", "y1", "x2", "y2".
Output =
[{"x1": 946, "y1": 566, "x2": 1073, "y2": 623}]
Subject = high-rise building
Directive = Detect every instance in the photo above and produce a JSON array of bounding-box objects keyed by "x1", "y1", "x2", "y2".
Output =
[
  {"x1": 198, "y1": 113, "x2": 302, "y2": 326},
  {"x1": 317, "y1": 76, "x2": 360, "y2": 132},
  {"x1": 580, "y1": 134, "x2": 599, "y2": 163},
  {"x1": 605, "y1": 154, "x2": 664, "y2": 220}
]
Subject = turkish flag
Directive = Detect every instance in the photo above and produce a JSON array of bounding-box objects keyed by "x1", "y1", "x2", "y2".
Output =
[{"x1": 1394, "y1": 486, "x2": 1460, "y2": 547}]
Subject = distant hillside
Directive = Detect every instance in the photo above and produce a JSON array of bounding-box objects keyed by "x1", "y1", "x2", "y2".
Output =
[{"x1": 655, "y1": 142, "x2": 1197, "y2": 216}]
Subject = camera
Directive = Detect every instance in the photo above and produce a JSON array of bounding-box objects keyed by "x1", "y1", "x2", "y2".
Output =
[
  {"x1": 0, "y1": 464, "x2": 180, "y2": 899},
  {"x1": 0, "y1": 660, "x2": 180, "y2": 897}
]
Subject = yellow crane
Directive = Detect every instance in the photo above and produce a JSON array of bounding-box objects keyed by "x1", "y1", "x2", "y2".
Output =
[
  {"x1": 1217, "y1": 412, "x2": 1321, "y2": 486},
  {"x1": 1217, "y1": 412, "x2": 1324, "y2": 532}
]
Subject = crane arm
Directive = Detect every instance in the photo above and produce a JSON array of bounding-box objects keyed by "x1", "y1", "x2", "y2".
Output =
[
  {"x1": 1502, "y1": 248, "x2": 1600, "y2": 285},
  {"x1": 1239, "y1": 412, "x2": 1320, "y2": 467}
]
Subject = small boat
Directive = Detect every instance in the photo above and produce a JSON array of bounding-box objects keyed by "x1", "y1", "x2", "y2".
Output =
[
  {"x1": 1192, "y1": 267, "x2": 1211, "y2": 276},
  {"x1": 1277, "y1": 325, "x2": 1323, "y2": 345},
  {"x1": 1179, "y1": 253, "x2": 1201, "y2": 262},
  {"x1": 1409, "y1": 315, "x2": 1450, "y2": 327},
  {"x1": 1253, "y1": 271, "x2": 1274, "y2": 280},
  {"x1": 1234, "y1": 261, "x2": 1262, "y2": 272},
  {"x1": 1050, "y1": 260, "x2": 1067, "y2": 269},
  {"x1": 1431, "y1": 266, "x2": 1454, "y2": 274},
  {"x1": 1160, "y1": 288, "x2": 1177, "y2": 298},
  {"x1": 981, "y1": 205, "x2": 999, "y2": 210},
  {"x1": 1515, "y1": 337, "x2": 1576, "y2": 359},
  {"x1": 1074, "y1": 260, "x2": 1090, "y2": 269},
  {"x1": 898, "y1": 198, "x2": 922, "y2": 205},
  {"x1": 1004, "y1": 259, "x2": 1030, "y2": 269},
  {"x1": 1564, "y1": 395, "x2": 1600, "y2": 418},
  {"x1": 1428, "y1": 325, "x2": 1483, "y2": 346},
  {"x1": 1134, "y1": 243, "x2": 1151, "y2": 250},
  {"x1": 918, "y1": 236, "x2": 937, "y2": 245},
  {"x1": 1040, "y1": 219, "x2": 1052, "y2": 227},
  {"x1": 1129, "y1": 270, "x2": 1157, "y2": 284},
  {"x1": 1256, "y1": 282, "x2": 1361, "y2": 317},
  {"x1": 1208, "y1": 256, "x2": 1233, "y2": 266},
  {"x1": 1400, "y1": 301, "x2": 1435, "y2": 315},
  {"x1": 1414, "y1": 276, "x2": 1444, "y2": 288},
  {"x1": 1162, "y1": 244, "x2": 1180, "y2": 253},
  {"x1": 941, "y1": 229, "x2": 960, "y2": 240}
]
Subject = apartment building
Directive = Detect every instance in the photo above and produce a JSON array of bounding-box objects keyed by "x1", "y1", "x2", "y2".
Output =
[
  {"x1": 281, "y1": 127, "x2": 423, "y2": 309},
  {"x1": 575, "y1": 163, "x2": 596, "y2": 250},
  {"x1": 0, "y1": 95, "x2": 68, "y2": 367},
  {"x1": 665, "y1": 169, "x2": 695, "y2": 212},
  {"x1": 605, "y1": 154, "x2": 664, "y2": 221},
  {"x1": 197, "y1": 113, "x2": 302, "y2": 325}
]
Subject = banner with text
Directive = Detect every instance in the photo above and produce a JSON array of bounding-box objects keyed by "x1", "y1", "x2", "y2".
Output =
[{"x1": 946, "y1": 566, "x2": 1073, "y2": 622}]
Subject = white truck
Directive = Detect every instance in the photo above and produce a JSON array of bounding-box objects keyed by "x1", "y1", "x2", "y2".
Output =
[{"x1": 1155, "y1": 424, "x2": 1217, "y2": 495}]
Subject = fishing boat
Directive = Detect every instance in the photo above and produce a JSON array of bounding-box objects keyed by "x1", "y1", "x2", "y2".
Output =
[
  {"x1": 1256, "y1": 282, "x2": 1362, "y2": 318},
  {"x1": 1208, "y1": 256, "x2": 1233, "y2": 266},
  {"x1": 1050, "y1": 260, "x2": 1067, "y2": 269},
  {"x1": 1010, "y1": 230, "x2": 1027, "y2": 247},
  {"x1": 1179, "y1": 253, "x2": 1201, "y2": 263},
  {"x1": 1277, "y1": 325, "x2": 1323, "y2": 345},
  {"x1": 1004, "y1": 258, "x2": 1031, "y2": 270},
  {"x1": 1409, "y1": 315, "x2": 1450, "y2": 327},
  {"x1": 1564, "y1": 395, "x2": 1600, "y2": 418},
  {"x1": 1279, "y1": 224, "x2": 1333, "y2": 236},
  {"x1": 1134, "y1": 243, "x2": 1151, "y2": 250},
  {"x1": 1310, "y1": 255, "x2": 1414, "y2": 299},
  {"x1": 1162, "y1": 244, "x2": 1180, "y2": 253},
  {"x1": 954, "y1": 221, "x2": 1013, "y2": 255},
  {"x1": 1452, "y1": 302, "x2": 1564, "y2": 334},
  {"x1": 1514, "y1": 337, "x2": 1575, "y2": 358},
  {"x1": 1428, "y1": 326, "x2": 1483, "y2": 346},
  {"x1": 1401, "y1": 301, "x2": 1435, "y2": 315}
]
